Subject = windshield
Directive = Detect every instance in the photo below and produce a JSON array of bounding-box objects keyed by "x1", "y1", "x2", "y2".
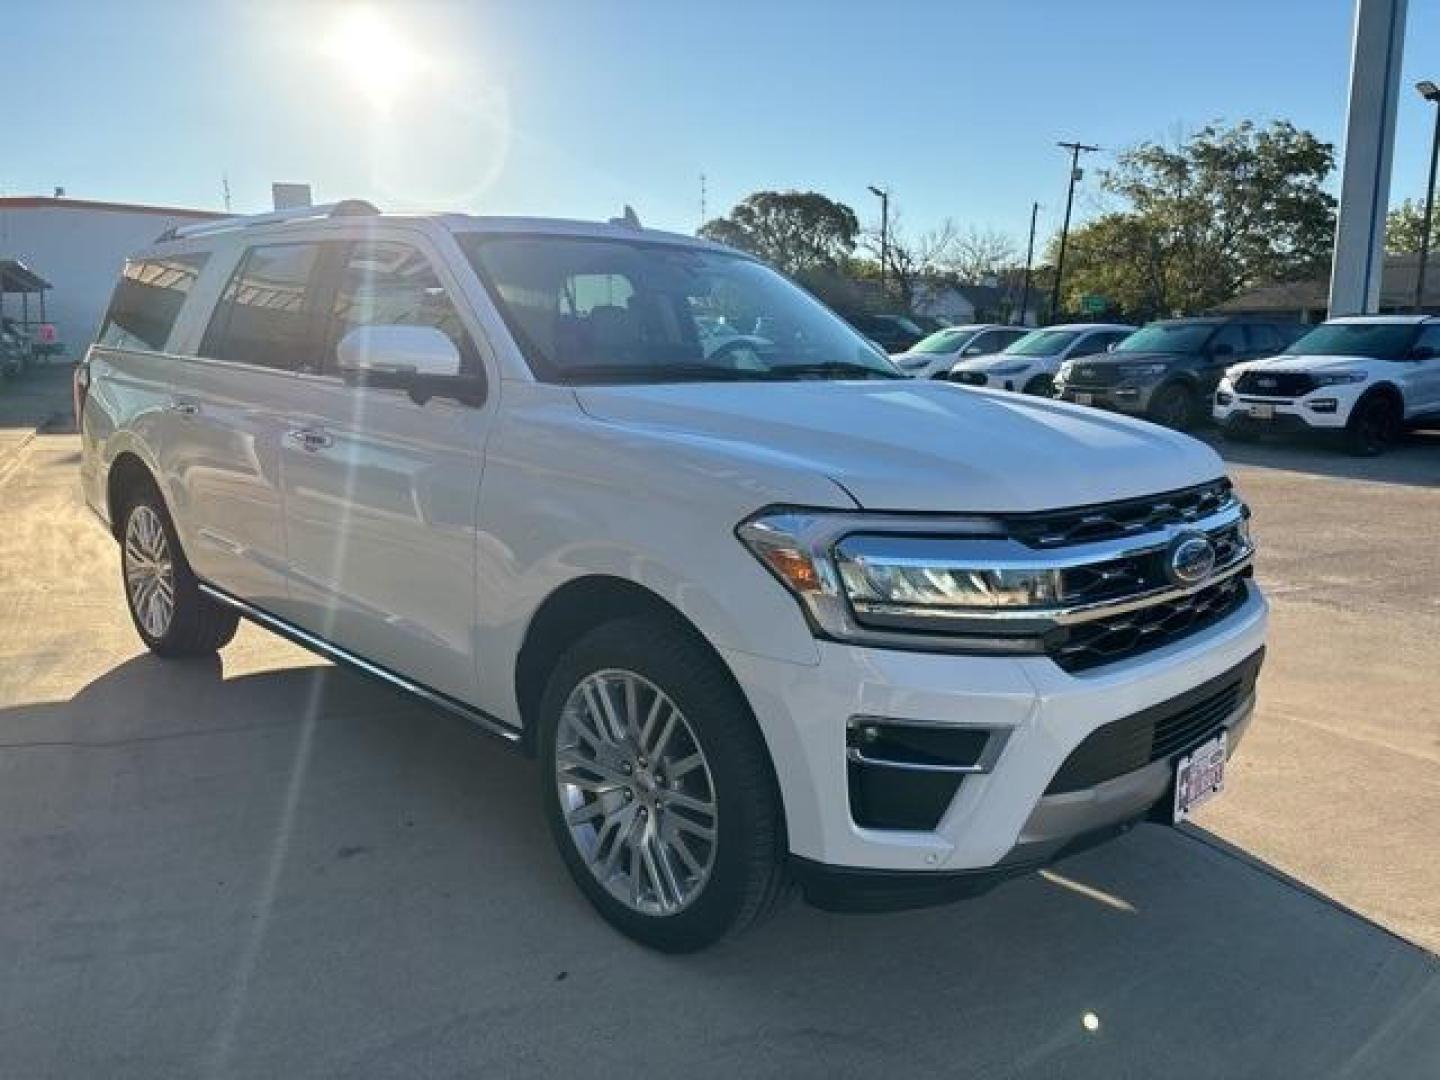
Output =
[
  {"x1": 910, "y1": 328, "x2": 975, "y2": 354},
  {"x1": 1114, "y1": 323, "x2": 1216, "y2": 354},
  {"x1": 1004, "y1": 329, "x2": 1081, "y2": 357},
  {"x1": 1286, "y1": 322, "x2": 1419, "y2": 360},
  {"x1": 459, "y1": 235, "x2": 900, "y2": 383}
]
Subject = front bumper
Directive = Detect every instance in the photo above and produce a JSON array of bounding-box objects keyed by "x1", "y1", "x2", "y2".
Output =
[
  {"x1": 721, "y1": 580, "x2": 1267, "y2": 879},
  {"x1": 949, "y1": 368, "x2": 1034, "y2": 392},
  {"x1": 1213, "y1": 381, "x2": 1361, "y2": 431},
  {"x1": 1055, "y1": 379, "x2": 1159, "y2": 414}
]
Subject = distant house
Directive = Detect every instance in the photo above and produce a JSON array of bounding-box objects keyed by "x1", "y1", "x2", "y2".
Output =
[
  {"x1": 911, "y1": 279, "x2": 1040, "y2": 327},
  {"x1": 1213, "y1": 253, "x2": 1440, "y2": 323}
]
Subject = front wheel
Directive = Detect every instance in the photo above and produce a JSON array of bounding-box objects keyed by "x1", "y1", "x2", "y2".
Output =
[
  {"x1": 1148, "y1": 383, "x2": 1196, "y2": 430},
  {"x1": 538, "y1": 615, "x2": 789, "y2": 951},
  {"x1": 1022, "y1": 374, "x2": 1054, "y2": 397},
  {"x1": 1344, "y1": 394, "x2": 1401, "y2": 456},
  {"x1": 120, "y1": 491, "x2": 239, "y2": 657}
]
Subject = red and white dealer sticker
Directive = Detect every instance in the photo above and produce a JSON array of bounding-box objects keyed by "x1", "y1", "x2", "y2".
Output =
[{"x1": 1173, "y1": 731, "x2": 1228, "y2": 824}]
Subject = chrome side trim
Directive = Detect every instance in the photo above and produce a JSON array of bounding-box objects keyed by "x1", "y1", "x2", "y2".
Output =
[{"x1": 197, "y1": 582, "x2": 522, "y2": 746}]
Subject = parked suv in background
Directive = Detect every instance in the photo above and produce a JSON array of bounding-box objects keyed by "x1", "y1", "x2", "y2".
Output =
[
  {"x1": 948, "y1": 322, "x2": 1135, "y2": 396},
  {"x1": 891, "y1": 323, "x2": 1029, "y2": 378},
  {"x1": 1055, "y1": 316, "x2": 1301, "y2": 430},
  {"x1": 845, "y1": 312, "x2": 928, "y2": 354},
  {"x1": 1215, "y1": 315, "x2": 1440, "y2": 454},
  {"x1": 78, "y1": 201, "x2": 1267, "y2": 951}
]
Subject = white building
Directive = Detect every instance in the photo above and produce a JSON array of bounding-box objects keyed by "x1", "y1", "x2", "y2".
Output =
[{"x1": 0, "y1": 196, "x2": 221, "y2": 357}]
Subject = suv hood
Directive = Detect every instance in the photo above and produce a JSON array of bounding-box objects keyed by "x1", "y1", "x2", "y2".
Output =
[
  {"x1": 953, "y1": 352, "x2": 1045, "y2": 371},
  {"x1": 1072, "y1": 350, "x2": 1186, "y2": 369},
  {"x1": 574, "y1": 381, "x2": 1223, "y2": 513},
  {"x1": 1233, "y1": 353, "x2": 1384, "y2": 373}
]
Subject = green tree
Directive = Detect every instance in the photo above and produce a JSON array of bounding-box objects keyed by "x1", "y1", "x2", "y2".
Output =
[
  {"x1": 1386, "y1": 197, "x2": 1432, "y2": 254},
  {"x1": 1057, "y1": 121, "x2": 1336, "y2": 318},
  {"x1": 699, "y1": 191, "x2": 860, "y2": 277}
]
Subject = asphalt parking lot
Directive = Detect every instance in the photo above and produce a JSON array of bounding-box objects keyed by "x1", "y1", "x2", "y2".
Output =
[{"x1": 2, "y1": 365, "x2": 1438, "y2": 1078}]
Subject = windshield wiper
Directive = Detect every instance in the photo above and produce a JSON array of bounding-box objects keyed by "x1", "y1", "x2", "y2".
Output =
[
  {"x1": 563, "y1": 364, "x2": 769, "y2": 384},
  {"x1": 766, "y1": 361, "x2": 905, "y2": 380}
]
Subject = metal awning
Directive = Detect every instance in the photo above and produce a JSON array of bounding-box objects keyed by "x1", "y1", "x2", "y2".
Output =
[{"x1": 0, "y1": 259, "x2": 51, "y2": 293}]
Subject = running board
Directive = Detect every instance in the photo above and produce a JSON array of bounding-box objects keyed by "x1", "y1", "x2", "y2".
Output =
[{"x1": 198, "y1": 582, "x2": 523, "y2": 747}]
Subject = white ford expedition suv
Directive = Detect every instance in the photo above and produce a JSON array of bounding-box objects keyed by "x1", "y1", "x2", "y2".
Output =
[{"x1": 78, "y1": 202, "x2": 1267, "y2": 951}]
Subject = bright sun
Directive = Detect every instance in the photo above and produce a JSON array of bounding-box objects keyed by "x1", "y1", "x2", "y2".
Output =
[{"x1": 321, "y1": 7, "x2": 425, "y2": 110}]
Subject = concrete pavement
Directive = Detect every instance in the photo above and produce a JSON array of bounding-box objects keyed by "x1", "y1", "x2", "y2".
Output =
[{"x1": 1, "y1": 374, "x2": 1437, "y2": 1077}]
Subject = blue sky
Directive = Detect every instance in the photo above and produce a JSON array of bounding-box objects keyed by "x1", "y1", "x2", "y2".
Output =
[{"x1": 5, "y1": 0, "x2": 1439, "y2": 251}]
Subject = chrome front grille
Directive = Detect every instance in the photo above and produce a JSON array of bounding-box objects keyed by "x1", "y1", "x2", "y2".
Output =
[{"x1": 1005, "y1": 480, "x2": 1236, "y2": 549}]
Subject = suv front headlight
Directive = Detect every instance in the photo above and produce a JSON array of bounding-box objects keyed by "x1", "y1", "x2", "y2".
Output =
[
  {"x1": 737, "y1": 510, "x2": 1052, "y2": 654},
  {"x1": 986, "y1": 362, "x2": 1029, "y2": 376},
  {"x1": 1312, "y1": 371, "x2": 1368, "y2": 386}
]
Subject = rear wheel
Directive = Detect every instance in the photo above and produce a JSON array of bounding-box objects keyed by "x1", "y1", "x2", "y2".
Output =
[
  {"x1": 120, "y1": 491, "x2": 239, "y2": 657},
  {"x1": 1344, "y1": 393, "x2": 1402, "y2": 456},
  {"x1": 1149, "y1": 383, "x2": 1196, "y2": 430},
  {"x1": 538, "y1": 615, "x2": 788, "y2": 951}
]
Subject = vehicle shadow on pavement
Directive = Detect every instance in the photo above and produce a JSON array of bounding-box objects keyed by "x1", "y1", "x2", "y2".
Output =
[
  {"x1": 1203, "y1": 428, "x2": 1440, "y2": 489},
  {"x1": 3, "y1": 655, "x2": 1437, "y2": 1079}
]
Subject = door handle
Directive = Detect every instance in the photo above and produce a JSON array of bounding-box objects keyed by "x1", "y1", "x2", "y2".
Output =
[
  {"x1": 166, "y1": 400, "x2": 200, "y2": 417},
  {"x1": 286, "y1": 427, "x2": 334, "y2": 452}
]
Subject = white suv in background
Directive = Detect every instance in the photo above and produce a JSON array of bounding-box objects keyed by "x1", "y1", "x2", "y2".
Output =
[
  {"x1": 890, "y1": 324, "x2": 1029, "y2": 379},
  {"x1": 1215, "y1": 315, "x2": 1440, "y2": 454},
  {"x1": 948, "y1": 322, "x2": 1135, "y2": 396},
  {"x1": 78, "y1": 201, "x2": 1267, "y2": 951}
]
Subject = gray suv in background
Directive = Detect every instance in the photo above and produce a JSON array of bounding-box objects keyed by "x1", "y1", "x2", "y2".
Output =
[{"x1": 1054, "y1": 316, "x2": 1303, "y2": 430}]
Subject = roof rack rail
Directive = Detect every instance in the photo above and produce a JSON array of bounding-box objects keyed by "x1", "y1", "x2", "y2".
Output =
[{"x1": 157, "y1": 199, "x2": 380, "y2": 242}]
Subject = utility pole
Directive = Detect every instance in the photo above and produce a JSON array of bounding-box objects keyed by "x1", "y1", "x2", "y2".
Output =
[
  {"x1": 1019, "y1": 201, "x2": 1040, "y2": 326},
  {"x1": 222, "y1": 173, "x2": 232, "y2": 213},
  {"x1": 868, "y1": 185, "x2": 890, "y2": 299},
  {"x1": 1049, "y1": 141, "x2": 1100, "y2": 320},
  {"x1": 699, "y1": 172, "x2": 707, "y2": 229}
]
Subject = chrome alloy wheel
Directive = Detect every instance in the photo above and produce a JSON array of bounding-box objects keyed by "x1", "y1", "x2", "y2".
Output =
[
  {"x1": 123, "y1": 505, "x2": 176, "y2": 640},
  {"x1": 555, "y1": 669, "x2": 719, "y2": 916}
]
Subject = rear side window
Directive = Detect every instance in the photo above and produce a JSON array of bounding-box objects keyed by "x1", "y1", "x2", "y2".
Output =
[
  {"x1": 201, "y1": 243, "x2": 324, "y2": 370},
  {"x1": 328, "y1": 241, "x2": 476, "y2": 371},
  {"x1": 97, "y1": 254, "x2": 208, "y2": 352}
]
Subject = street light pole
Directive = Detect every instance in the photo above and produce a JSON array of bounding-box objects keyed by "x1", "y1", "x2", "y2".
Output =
[
  {"x1": 1049, "y1": 141, "x2": 1099, "y2": 320},
  {"x1": 1414, "y1": 80, "x2": 1440, "y2": 313},
  {"x1": 1019, "y1": 201, "x2": 1040, "y2": 326},
  {"x1": 868, "y1": 185, "x2": 889, "y2": 299}
]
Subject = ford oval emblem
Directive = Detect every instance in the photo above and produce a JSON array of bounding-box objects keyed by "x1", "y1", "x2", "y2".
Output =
[{"x1": 1166, "y1": 532, "x2": 1217, "y2": 587}]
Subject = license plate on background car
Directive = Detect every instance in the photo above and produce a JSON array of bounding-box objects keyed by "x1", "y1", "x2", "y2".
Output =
[
  {"x1": 1075, "y1": 392, "x2": 1094, "y2": 406},
  {"x1": 1247, "y1": 403, "x2": 1275, "y2": 420},
  {"x1": 1173, "y1": 732, "x2": 1227, "y2": 823}
]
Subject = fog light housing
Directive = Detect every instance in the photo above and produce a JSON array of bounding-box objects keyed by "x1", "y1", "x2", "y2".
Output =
[{"x1": 1307, "y1": 398, "x2": 1338, "y2": 413}]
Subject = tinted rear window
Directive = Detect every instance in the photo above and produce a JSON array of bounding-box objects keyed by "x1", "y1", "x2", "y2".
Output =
[
  {"x1": 201, "y1": 243, "x2": 323, "y2": 370},
  {"x1": 97, "y1": 254, "x2": 208, "y2": 351}
]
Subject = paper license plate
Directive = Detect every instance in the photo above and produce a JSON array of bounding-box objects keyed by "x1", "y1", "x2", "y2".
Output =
[
  {"x1": 1074, "y1": 392, "x2": 1094, "y2": 406},
  {"x1": 1173, "y1": 732, "x2": 1227, "y2": 823},
  {"x1": 1247, "y1": 403, "x2": 1275, "y2": 420}
]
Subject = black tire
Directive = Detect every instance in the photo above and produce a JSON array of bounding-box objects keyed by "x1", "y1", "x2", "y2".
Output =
[
  {"x1": 1221, "y1": 419, "x2": 1260, "y2": 443},
  {"x1": 538, "y1": 615, "x2": 789, "y2": 952},
  {"x1": 1149, "y1": 382, "x2": 1196, "y2": 430},
  {"x1": 1344, "y1": 393, "x2": 1402, "y2": 456},
  {"x1": 1022, "y1": 374, "x2": 1055, "y2": 397},
  {"x1": 119, "y1": 487, "x2": 239, "y2": 657}
]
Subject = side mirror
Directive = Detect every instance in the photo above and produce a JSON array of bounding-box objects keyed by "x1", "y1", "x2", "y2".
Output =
[{"x1": 337, "y1": 324, "x2": 461, "y2": 378}]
